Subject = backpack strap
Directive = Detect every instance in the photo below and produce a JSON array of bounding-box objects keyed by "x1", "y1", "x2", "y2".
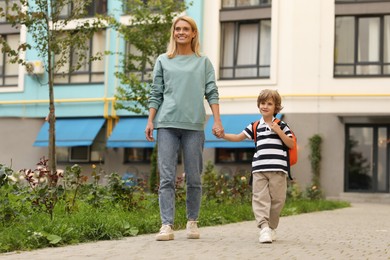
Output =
[
  {"x1": 252, "y1": 120, "x2": 260, "y2": 145},
  {"x1": 274, "y1": 118, "x2": 294, "y2": 180},
  {"x1": 249, "y1": 120, "x2": 260, "y2": 186}
]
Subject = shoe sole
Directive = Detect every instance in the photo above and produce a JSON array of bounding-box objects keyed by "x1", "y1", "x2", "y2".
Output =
[
  {"x1": 156, "y1": 234, "x2": 174, "y2": 241},
  {"x1": 259, "y1": 234, "x2": 272, "y2": 243},
  {"x1": 187, "y1": 233, "x2": 200, "y2": 239}
]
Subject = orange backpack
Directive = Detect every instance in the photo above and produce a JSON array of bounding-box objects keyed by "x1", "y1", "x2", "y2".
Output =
[{"x1": 252, "y1": 118, "x2": 297, "y2": 179}]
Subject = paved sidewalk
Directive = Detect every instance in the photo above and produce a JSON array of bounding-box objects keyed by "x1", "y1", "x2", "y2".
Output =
[{"x1": 2, "y1": 203, "x2": 390, "y2": 260}]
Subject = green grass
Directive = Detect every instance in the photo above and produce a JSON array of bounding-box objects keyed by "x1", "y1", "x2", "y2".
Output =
[{"x1": 0, "y1": 195, "x2": 350, "y2": 253}]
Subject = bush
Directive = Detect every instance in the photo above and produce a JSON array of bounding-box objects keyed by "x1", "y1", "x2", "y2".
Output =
[{"x1": 0, "y1": 158, "x2": 350, "y2": 253}]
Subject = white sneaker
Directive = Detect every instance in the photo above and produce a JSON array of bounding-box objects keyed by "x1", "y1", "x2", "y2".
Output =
[
  {"x1": 259, "y1": 227, "x2": 272, "y2": 243},
  {"x1": 271, "y1": 229, "x2": 277, "y2": 241},
  {"x1": 155, "y1": 225, "x2": 174, "y2": 241},
  {"x1": 186, "y1": 221, "x2": 200, "y2": 239}
]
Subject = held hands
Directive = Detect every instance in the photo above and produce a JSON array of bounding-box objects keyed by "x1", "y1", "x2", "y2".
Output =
[{"x1": 212, "y1": 122, "x2": 224, "y2": 139}]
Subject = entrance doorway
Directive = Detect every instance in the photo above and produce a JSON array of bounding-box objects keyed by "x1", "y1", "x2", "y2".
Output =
[{"x1": 345, "y1": 125, "x2": 389, "y2": 192}]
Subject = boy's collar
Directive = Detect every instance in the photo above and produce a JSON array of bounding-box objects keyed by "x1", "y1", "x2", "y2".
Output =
[{"x1": 260, "y1": 116, "x2": 276, "y2": 124}]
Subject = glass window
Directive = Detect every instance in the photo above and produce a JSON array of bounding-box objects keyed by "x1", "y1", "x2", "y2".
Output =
[
  {"x1": 59, "y1": 0, "x2": 107, "y2": 18},
  {"x1": 0, "y1": 33, "x2": 19, "y2": 87},
  {"x1": 216, "y1": 148, "x2": 254, "y2": 163},
  {"x1": 335, "y1": 15, "x2": 390, "y2": 76},
  {"x1": 57, "y1": 145, "x2": 104, "y2": 163},
  {"x1": 124, "y1": 148, "x2": 153, "y2": 163},
  {"x1": 220, "y1": 20, "x2": 271, "y2": 79},
  {"x1": 54, "y1": 30, "x2": 106, "y2": 84},
  {"x1": 125, "y1": 43, "x2": 154, "y2": 82},
  {"x1": 221, "y1": 0, "x2": 271, "y2": 8}
]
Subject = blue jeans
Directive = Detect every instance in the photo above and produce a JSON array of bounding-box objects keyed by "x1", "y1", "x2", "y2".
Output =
[{"x1": 157, "y1": 128, "x2": 204, "y2": 225}]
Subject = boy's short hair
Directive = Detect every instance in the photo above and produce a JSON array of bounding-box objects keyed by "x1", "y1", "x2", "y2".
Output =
[{"x1": 257, "y1": 89, "x2": 283, "y2": 114}]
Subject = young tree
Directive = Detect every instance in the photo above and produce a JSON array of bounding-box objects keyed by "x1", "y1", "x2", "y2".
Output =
[
  {"x1": 0, "y1": 0, "x2": 107, "y2": 177},
  {"x1": 113, "y1": 0, "x2": 187, "y2": 114}
]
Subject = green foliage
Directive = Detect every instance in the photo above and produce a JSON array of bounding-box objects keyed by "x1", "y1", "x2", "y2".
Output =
[
  {"x1": 309, "y1": 134, "x2": 322, "y2": 186},
  {"x1": 0, "y1": 193, "x2": 349, "y2": 253},
  {"x1": 112, "y1": 0, "x2": 188, "y2": 114},
  {"x1": 106, "y1": 172, "x2": 146, "y2": 211},
  {"x1": 0, "y1": 159, "x2": 350, "y2": 253},
  {"x1": 286, "y1": 180, "x2": 303, "y2": 201},
  {"x1": 0, "y1": 164, "x2": 13, "y2": 188},
  {"x1": 304, "y1": 183, "x2": 323, "y2": 200},
  {"x1": 62, "y1": 164, "x2": 88, "y2": 213},
  {"x1": 17, "y1": 157, "x2": 64, "y2": 220},
  {"x1": 85, "y1": 164, "x2": 107, "y2": 208},
  {"x1": 202, "y1": 161, "x2": 251, "y2": 203},
  {"x1": 307, "y1": 134, "x2": 324, "y2": 200}
]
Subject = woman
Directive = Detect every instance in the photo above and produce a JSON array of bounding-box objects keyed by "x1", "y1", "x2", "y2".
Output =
[{"x1": 145, "y1": 15, "x2": 224, "y2": 241}]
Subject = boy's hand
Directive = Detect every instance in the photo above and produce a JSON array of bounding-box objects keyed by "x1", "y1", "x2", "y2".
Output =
[{"x1": 269, "y1": 122, "x2": 281, "y2": 133}]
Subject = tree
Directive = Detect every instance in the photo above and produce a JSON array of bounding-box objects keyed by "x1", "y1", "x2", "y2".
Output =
[
  {"x1": 112, "y1": 0, "x2": 188, "y2": 114},
  {"x1": 0, "y1": 0, "x2": 107, "y2": 177}
]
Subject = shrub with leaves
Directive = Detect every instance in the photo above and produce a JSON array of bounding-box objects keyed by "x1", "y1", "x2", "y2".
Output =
[
  {"x1": 106, "y1": 172, "x2": 145, "y2": 211},
  {"x1": 304, "y1": 184, "x2": 323, "y2": 200},
  {"x1": 85, "y1": 164, "x2": 107, "y2": 208},
  {"x1": 0, "y1": 164, "x2": 14, "y2": 188},
  {"x1": 229, "y1": 173, "x2": 251, "y2": 202},
  {"x1": 286, "y1": 180, "x2": 303, "y2": 201},
  {"x1": 62, "y1": 164, "x2": 88, "y2": 213},
  {"x1": 17, "y1": 157, "x2": 64, "y2": 220}
]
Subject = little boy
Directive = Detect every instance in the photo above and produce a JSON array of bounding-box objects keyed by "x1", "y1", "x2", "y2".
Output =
[{"x1": 220, "y1": 89, "x2": 294, "y2": 243}]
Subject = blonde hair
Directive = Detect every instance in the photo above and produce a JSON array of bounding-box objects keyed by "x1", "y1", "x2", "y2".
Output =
[
  {"x1": 166, "y1": 15, "x2": 201, "y2": 58},
  {"x1": 257, "y1": 89, "x2": 283, "y2": 115}
]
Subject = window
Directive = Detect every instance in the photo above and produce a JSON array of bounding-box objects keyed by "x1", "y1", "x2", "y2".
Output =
[
  {"x1": 220, "y1": 20, "x2": 271, "y2": 79},
  {"x1": 0, "y1": 0, "x2": 20, "y2": 23},
  {"x1": 0, "y1": 0, "x2": 20, "y2": 88},
  {"x1": 221, "y1": 0, "x2": 271, "y2": 9},
  {"x1": 125, "y1": 43, "x2": 154, "y2": 82},
  {"x1": 0, "y1": 33, "x2": 19, "y2": 87},
  {"x1": 54, "y1": 30, "x2": 106, "y2": 84},
  {"x1": 123, "y1": 0, "x2": 184, "y2": 14},
  {"x1": 57, "y1": 146, "x2": 103, "y2": 163},
  {"x1": 124, "y1": 148, "x2": 153, "y2": 163},
  {"x1": 216, "y1": 148, "x2": 254, "y2": 163},
  {"x1": 219, "y1": 3, "x2": 271, "y2": 79},
  {"x1": 334, "y1": 1, "x2": 390, "y2": 76},
  {"x1": 59, "y1": 0, "x2": 107, "y2": 18}
]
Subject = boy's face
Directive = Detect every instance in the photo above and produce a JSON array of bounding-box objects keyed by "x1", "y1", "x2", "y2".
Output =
[{"x1": 259, "y1": 98, "x2": 276, "y2": 117}]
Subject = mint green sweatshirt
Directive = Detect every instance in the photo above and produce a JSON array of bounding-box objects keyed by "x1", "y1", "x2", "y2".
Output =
[{"x1": 148, "y1": 53, "x2": 219, "y2": 131}]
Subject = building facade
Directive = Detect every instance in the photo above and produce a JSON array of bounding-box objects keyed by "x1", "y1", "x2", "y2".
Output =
[{"x1": 1, "y1": 0, "x2": 389, "y2": 201}]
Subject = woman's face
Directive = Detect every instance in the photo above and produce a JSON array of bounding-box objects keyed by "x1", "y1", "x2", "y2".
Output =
[{"x1": 173, "y1": 20, "x2": 196, "y2": 46}]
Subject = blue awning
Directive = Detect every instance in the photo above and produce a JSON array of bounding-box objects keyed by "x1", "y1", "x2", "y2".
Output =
[
  {"x1": 33, "y1": 118, "x2": 105, "y2": 147},
  {"x1": 106, "y1": 117, "x2": 156, "y2": 148},
  {"x1": 204, "y1": 114, "x2": 282, "y2": 148}
]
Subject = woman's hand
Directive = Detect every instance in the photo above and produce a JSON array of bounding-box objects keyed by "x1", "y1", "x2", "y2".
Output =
[{"x1": 145, "y1": 122, "x2": 154, "y2": 141}]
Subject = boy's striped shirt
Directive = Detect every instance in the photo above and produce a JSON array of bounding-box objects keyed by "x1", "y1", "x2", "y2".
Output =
[{"x1": 243, "y1": 118, "x2": 292, "y2": 174}]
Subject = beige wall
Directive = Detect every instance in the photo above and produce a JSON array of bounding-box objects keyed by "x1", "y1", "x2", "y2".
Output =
[{"x1": 0, "y1": 118, "x2": 46, "y2": 170}]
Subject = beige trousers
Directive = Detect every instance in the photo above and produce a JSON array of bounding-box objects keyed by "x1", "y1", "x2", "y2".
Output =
[{"x1": 252, "y1": 171, "x2": 287, "y2": 229}]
